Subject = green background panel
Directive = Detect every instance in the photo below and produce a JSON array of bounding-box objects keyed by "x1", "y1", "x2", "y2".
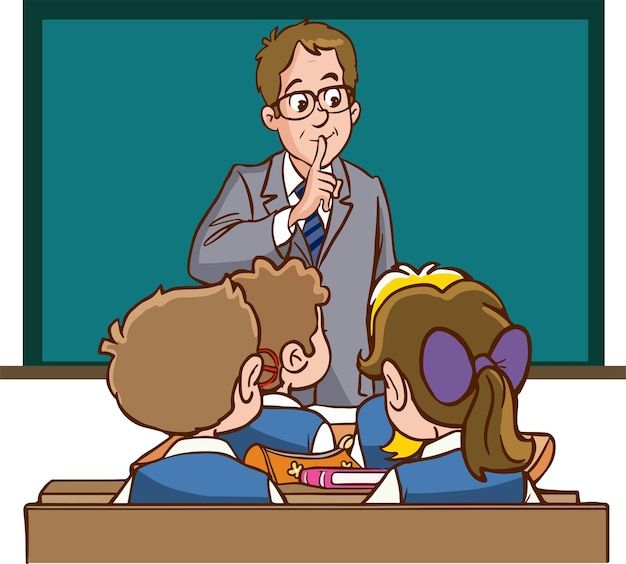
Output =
[{"x1": 42, "y1": 19, "x2": 588, "y2": 363}]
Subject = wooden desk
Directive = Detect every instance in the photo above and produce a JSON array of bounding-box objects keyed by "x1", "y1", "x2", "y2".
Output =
[{"x1": 25, "y1": 480, "x2": 608, "y2": 563}]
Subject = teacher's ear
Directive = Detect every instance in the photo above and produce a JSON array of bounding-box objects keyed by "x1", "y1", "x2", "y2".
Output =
[
  {"x1": 261, "y1": 106, "x2": 280, "y2": 131},
  {"x1": 382, "y1": 360, "x2": 408, "y2": 412},
  {"x1": 350, "y1": 101, "x2": 361, "y2": 125}
]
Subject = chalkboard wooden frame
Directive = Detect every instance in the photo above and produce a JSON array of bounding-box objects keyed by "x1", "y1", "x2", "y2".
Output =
[{"x1": 2, "y1": 365, "x2": 624, "y2": 380}]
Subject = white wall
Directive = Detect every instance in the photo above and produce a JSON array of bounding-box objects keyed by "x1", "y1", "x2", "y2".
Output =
[{"x1": 1, "y1": 1, "x2": 625, "y2": 563}]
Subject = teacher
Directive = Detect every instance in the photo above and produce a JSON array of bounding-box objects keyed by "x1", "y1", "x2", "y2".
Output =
[{"x1": 188, "y1": 20, "x2": 396, "y2": 406}]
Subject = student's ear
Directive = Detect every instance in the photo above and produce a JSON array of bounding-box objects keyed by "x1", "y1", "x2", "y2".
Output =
[
  {"x1": 239, "y1": 354, "x2": 264, "y2": 404},
  {"x1": 350, "y1": 101, "x2": 361, "y2": 125},
  {"x1": 382, "y1": 360, "x2": 408, "y2": 412},
  {"x1": 281, "y1": 342, "x2": 308, "y2": 374},
  {"x1": 261, "y1": 106, "x2": 280, "y2": 131}
]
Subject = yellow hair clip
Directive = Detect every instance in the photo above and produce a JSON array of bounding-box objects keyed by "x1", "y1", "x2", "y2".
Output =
[{"x1": 369, "y1": 263, "x2": 465, "y2": 334}]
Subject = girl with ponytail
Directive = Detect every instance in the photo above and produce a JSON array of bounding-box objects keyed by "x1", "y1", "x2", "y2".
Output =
[{"x1": 360, "y1": 264, "x2": 539, "y2": 503}]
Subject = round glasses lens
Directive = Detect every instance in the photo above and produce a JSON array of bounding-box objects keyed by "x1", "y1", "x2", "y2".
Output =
[
  {"x1": 280, "y1": 92, "x2": 315, "y2": 119},
  {"x1": 321, "y1": 87, "x2": 349, "y2": 112}
]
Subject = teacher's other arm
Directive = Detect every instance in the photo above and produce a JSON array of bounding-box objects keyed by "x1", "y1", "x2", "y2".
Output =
[{"x1": 188, "y1": 166, "x2": 289, "y2": 284}]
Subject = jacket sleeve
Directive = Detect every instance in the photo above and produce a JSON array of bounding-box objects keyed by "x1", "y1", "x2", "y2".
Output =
[
  {"x1": 373, "y1": 178, "x2": 397, "y2": 282},
  {"x1": 188, "y1": 166, "x2": 289, "y2": 284}
]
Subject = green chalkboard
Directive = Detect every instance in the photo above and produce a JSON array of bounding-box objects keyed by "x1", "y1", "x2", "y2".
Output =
[{"x1": 28, "y1": 8, "x2": 601, "y2": 365}]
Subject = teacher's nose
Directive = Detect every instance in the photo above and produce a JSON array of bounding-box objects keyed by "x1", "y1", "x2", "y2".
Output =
[{"x1": 310, "y1": 102, "x2": 329, "y2": 128}]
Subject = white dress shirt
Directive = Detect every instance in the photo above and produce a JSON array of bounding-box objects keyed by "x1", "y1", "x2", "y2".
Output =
[
  {"x1": 272, "y1": 152, "x2": 333, "y2": 246},
  {"x1": 262, "y1": 393, "x2": 335, "y2": 453},
  {"x1": 365, "y1": 431, "x2": 541, "y2": 504},
  {"x1": 112, "y1": 437, "x2": 284, "y2": 504}
]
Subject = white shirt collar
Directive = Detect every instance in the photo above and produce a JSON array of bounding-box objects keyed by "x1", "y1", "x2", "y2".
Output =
[
  {"x1": 262, "y1": 393, "x2": 302, "y2": 408},
  {"x1": 308, "y1": 404, "x2": 356, "y2": 424},
  {"x1": 421, "y1": 430, "x2": 462, "y2": 459},
  {"x1": 283, "y1": 152, "x2": 333, "y2": 198},
  {"x1": 165, "y1": 437, "x2": 237, "y2": 459}
]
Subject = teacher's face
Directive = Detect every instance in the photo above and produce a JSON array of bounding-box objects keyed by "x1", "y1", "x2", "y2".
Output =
[{"x1": 262, "y1": 43, "x2": 360, "y2": 168}]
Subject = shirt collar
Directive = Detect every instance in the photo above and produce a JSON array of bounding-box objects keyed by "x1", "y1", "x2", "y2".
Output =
[
  {"x1": 262, "y1": 393, "x2": 302, "y2": 408},
  {"x1": 165, "y1": 437, "x2": 237, "y2": 459},
  {"x1": 421, "y1": 430, "x2": 462, "y2": 459},
  {"x1": 283, "y1": 152, "x2": 333, "y2": 197}
]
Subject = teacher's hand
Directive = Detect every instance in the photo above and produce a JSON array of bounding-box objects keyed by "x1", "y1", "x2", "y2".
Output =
[{"x1": 289, "y1": 136, "x2": 342, "y2": 227}]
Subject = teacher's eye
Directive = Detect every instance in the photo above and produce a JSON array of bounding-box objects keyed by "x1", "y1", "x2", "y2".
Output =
[
  {"x1": 323, "y1": 88, "x2": 342, "y2": 108},
  {"x1": 289, "y1": 93, "x2": 310, "y2": 113}
]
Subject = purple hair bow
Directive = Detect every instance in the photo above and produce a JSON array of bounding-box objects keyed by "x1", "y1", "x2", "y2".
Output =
[{"x1": 421, "y1": 326, "x2": 531, "y2": 404}]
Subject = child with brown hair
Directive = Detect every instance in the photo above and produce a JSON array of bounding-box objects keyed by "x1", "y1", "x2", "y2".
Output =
[
  {"x1": 359, "y1": 265, "x2": 540, "y2": 503},
  {"x1": 351, "y1": 263, "x2": 466, "y2": 469},
  {"x1": 101, "y1": 281, "x2": 285, "y2": 503},
  {"x1": 222, "y1": 258, "x2": 335, "y2": 457}
]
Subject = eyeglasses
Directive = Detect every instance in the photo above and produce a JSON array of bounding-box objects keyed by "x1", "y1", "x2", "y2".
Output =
[{"x1": 272, "y1": 85, "x2": 355, "y2": 121}]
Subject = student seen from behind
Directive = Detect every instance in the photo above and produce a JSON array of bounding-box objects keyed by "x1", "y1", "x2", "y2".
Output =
[
  {"x1": 359, "y1": 267, "x2": 541, "y2": 503},
  {"x1": 101, "y1": 281, "x2": 284, "y2": 504}
]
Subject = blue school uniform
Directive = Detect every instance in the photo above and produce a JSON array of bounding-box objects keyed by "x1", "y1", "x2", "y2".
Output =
[
  {"x1": 222, "y1": 394, "x2": 333, "y2": 459},
  {"x1": 354, "y1": 395, "x2": 396, "y2": 468},
  {"x1": 367, "y1": 431, "x2": 527, "y2": 504},
  {"x1": 128, "y1": 438, "x2": 280, "y2": 504},
  {"x1": 395, "y1": 450, "x2": 525, "y2": 503}
]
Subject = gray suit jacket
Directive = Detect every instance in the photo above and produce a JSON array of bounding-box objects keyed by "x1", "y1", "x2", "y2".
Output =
[{"x1": 189, "y1": 151, "x2": 396, "y2": 406}]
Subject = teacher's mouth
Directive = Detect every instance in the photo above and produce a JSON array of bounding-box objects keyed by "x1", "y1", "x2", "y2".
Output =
[{"x1": 309, "y1": 131, "x2": 336, "y2": 142}]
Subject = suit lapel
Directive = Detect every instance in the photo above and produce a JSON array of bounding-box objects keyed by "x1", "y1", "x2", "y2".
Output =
[
  {"x1": 317, "y1": 158, "x2": 352, "y2": 267},
  {"x1": 261, "y1": 152, "x2": 312, "y2": 265},
  {"x1": 261, "y1": 152, "x2": 289, "y2": 215}
]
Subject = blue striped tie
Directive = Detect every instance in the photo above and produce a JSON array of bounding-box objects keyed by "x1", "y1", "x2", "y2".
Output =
[{"x1": 294, "y1": 181, "x2": 325, "y2": 265}]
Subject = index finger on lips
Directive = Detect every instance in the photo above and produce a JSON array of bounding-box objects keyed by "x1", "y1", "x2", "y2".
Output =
[{"x1": 312, "y1": 135, "x2": 327, "y2": 171}]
